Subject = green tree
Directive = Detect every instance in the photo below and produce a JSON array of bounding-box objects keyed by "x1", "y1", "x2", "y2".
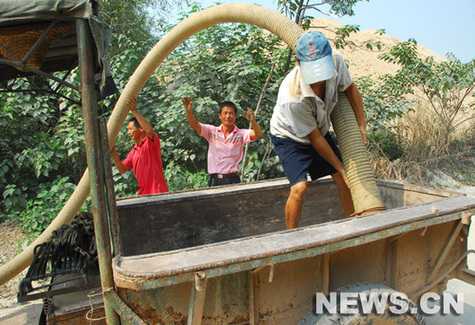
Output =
[
  {"x1": 356, "y1": 39, "x2": 475, "y2": 185},
  {"x1": 0, "y1": 76, "x2": 85, "y2": 218},
  {"x1": 379, "y1": 40, "x2": 475, "y2": 154},
  {"x1": 0, "y1": 0, "x2": 175, "y2": 226},
  {"x1": 277, "y1": 0, "x2": 368, "y2": 25},
  {"x1": 98, "y1": 0, "x2": 178, "y2": 57}
]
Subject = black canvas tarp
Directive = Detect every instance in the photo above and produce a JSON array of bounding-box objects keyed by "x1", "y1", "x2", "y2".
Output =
[{"x1": 0, "y1": 0, "x2": 92, "y2": 27}]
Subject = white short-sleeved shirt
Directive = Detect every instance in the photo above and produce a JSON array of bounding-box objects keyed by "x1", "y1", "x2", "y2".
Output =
[{"x1": 270, "y1": 51, "x2": 353, "y2": 144}]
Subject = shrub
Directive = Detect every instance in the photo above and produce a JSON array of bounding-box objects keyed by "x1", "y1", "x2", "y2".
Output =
[{"x1": 19, "y1": 176, "x2": 78, "y2": 235}]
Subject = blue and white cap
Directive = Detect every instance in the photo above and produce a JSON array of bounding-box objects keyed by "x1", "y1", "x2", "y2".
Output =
[{"x1": 296, "y1": 31, "x2": 335, "y2": 84}]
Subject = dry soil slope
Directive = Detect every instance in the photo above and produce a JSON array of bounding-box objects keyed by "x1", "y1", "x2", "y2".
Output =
[{"x1": 313, "y1": 18, "x2": 447, "y2": 80}]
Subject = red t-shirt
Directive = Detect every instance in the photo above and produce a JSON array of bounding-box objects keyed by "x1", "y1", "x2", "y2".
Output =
[{"x1": 123, "y1": 132, "x2": 168, "y2": 195}]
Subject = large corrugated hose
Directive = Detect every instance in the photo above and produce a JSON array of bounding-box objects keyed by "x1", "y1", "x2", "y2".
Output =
[
  {"x1": 332, "y1": 93, "x2": 385, "y2": 215},
  {"x1": 0, "y1": 3, "x2": 383, "y2": 286}
]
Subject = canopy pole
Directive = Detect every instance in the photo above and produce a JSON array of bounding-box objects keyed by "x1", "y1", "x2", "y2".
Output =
[{"x1": 77, "y1": 18, "x2": 119, "y2": 325}]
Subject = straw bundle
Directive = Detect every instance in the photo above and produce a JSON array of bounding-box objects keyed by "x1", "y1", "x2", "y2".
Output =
[{"x1": 0, "y1": 23, "x2": 71, "y2": 72}]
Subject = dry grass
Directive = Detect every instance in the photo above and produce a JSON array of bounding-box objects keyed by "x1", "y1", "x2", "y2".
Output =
[
  {"x1": 368, "y1": 103, "x2": 475, "y2": 187},
  {"x1": 0, "y1": 221, "x2": 32, "y2": 309}
]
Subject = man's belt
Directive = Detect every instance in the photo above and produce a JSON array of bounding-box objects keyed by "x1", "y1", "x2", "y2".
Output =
[{"x1": 210, "y1": 173, "x2": 240, "y2": 179}]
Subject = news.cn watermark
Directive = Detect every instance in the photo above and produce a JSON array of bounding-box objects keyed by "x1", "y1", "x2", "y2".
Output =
[{"x1": 316, "y1": 291, "x2": 464, "y2": 316}]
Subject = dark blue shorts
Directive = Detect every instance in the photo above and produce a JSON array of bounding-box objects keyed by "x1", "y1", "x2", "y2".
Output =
[{"x1": 271, "y1": 133, "x2": 342, "y2": 186}]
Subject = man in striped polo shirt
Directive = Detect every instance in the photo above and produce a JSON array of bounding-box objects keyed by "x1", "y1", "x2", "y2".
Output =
[{"x1": 182, "y1": 97, "x2": 263, "y2": 187}]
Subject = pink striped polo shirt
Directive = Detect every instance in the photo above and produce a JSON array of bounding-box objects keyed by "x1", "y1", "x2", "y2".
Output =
[{"x1": 199, "y1": 123, "x2": 254, "y2": 174}]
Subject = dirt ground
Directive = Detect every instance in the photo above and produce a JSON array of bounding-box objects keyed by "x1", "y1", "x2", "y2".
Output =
[{"x1": 0, "y1": 221, "x2": 31, "y2": 310}]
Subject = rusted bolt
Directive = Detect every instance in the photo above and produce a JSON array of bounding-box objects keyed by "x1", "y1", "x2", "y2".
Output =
[
  {"x1": 420, "y1": 227, "x2": 428, "y2": 236},
  {"x1": 461, "y1": 210, "x2": 472, "y2": 225},
  {"x1": 269, "y1": 264, "x2": 274, "y2": 283},
  {"x1": 195, "y1": 271, "x2": 206, "y2": 292}
]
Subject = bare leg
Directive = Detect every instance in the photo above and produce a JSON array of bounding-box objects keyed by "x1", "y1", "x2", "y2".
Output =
[
  {"x1": 331, "y1": 172, "x2": 355, "y2": 217},
  {"x1": 285, "y1": 181, "x2": 308, "y2": 229}
]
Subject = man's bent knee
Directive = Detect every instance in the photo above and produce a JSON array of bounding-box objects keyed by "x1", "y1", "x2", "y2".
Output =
[{"x1": 290, "y1": 180, "x2": 308, "y2": 202}]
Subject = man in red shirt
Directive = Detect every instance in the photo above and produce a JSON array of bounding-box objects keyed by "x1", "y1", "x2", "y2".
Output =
[{"x1": 111, "y1": 97, "x2": 168, "y2": 195}]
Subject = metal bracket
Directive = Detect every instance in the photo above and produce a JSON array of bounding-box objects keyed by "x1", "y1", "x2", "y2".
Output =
[{"x1": 188, "y1": 271, "x2": 207, "y2": 325}]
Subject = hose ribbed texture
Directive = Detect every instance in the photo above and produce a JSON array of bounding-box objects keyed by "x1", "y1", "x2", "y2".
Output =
[
  {"x1": 1, "y1": 3, "x2": 381, "y2": 285},
  {"x1": 331, "y1": 92, "x2": 385, "y2": 215}
]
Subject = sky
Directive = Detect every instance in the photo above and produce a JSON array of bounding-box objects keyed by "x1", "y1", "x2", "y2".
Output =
[{"x1": 179, "y1": 0, "x2": 475, "y2": 63}]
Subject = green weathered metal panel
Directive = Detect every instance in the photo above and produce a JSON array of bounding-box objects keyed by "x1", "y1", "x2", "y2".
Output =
[{"x1": 113, "y1": 195, "x2": 474, "y2": 291}]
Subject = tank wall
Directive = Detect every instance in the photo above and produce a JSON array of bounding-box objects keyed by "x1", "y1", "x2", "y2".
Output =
[
  {"x1": 116, "y1": 180, "x2": 456, "y2": 257},
  {"x1": 116, "y1": 180, "x2": 343, "y2": 256}
]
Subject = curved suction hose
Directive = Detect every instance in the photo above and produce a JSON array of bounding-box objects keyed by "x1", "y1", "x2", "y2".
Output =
[
  {"x1": 0, "y1": 2, "x2": 304, "y2": 288},
  {"x1": 106, "y1": 4, "x2": 305, "y2": 141},
  {"x1": 0, "y1": 3, "x2": 382, "y2": 285},
  {"x1": 331, "y1": 92, "x2": 385, "y2": 215}
]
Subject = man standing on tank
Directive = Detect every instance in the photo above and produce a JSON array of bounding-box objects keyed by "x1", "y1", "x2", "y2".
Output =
[{"x1": 270, "y1": 31, "x2": 367, "y2": 229}]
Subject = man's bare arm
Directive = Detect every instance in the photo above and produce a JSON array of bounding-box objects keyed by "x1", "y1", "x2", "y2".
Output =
[
  {"x1": 111, "y1": 145, "x2": 129, "y2": 174},
  {"x1": 182, "y1": 96, "x2": 202, "y2": 134},
  {"x1": 307, "y1": 128, "x2": 349, "y2": 188},
  {"x1": 244, "y1": 108, "x2": 263, "y2": 140},
  {"x1": 128, "y1": 97, "x2": 155, "y2": 141}
]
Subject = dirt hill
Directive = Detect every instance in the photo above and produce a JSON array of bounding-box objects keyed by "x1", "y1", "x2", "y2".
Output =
[
  {"x1": 313, "y1": 18, "x2": 447, "y2": 80},
  {"x1": 313, "y1": 18, "x2": 473, "y2": 132}
]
